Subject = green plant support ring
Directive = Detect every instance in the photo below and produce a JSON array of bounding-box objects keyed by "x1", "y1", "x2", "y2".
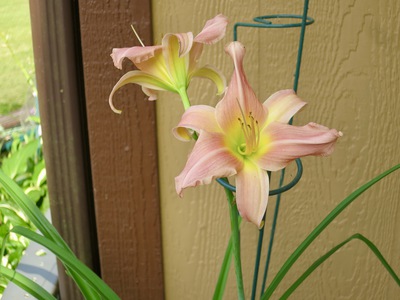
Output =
[{"x1": 216, "y1": 158, "x2": 303, "y2": 196}]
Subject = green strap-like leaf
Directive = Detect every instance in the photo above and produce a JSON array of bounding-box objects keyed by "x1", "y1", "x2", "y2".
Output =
[
  {"x1": 0, "y1": 266, "x2": 57, "y2": 300},
  {"x1": 11, "y1": 226, "x2": 121, "y2": 300},
  {"x1": 280, "y1": 233, "x2": 400, "y2": 299},
  {"x1": 0, "y1": 170, "x2": 65, "y2": 247},
  {"x1": 0, "y1": 170, "x2": 102, "y2": 299},
  {"x1": 1, "y1": 139, "x2": 40, "y2": 179},
  {"x1": 261, "y1": 164, "x2": 400, "y2": 299}
]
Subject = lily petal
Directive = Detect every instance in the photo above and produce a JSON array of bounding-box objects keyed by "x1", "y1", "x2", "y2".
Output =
[
  {"x1": 135, "y1": 50, "x2": 173, "y2": 83},
  {"x1": 162, "y1": 32, "x2": 194, "y2": 57},
  {"x1": 190, "y1": 64, "x2": 227, "y2": 95},
  {"x1": 216, "y1": 42, "x2": 267, "y2": 133},
  {"x1": 175, "y1": 132, "x2": 241, "y2": 196},
  {"x1": 109, "y1": 70, "x2": 174, "y2": 113},
  {"x1": 257, "y1": 122, "x2": 343, "y2": 171},
  {"x1": 264, "y1": 89, "x2": 306, "y2": 126},
  {"x1": 173, "y1": 105, "x2": 221, "y2": 141},
  {"x1": 111, "y1": 45, "x2": 163, "y2": 69},
  {"x1": 236, "y1": 162, "x2": 269, "y2": 228},
  {"x1": 194, "y1": 14, "x2": 228, "y2": 45},
  {"x1": 188, "y1": 42, "x2": 204, "y2": 74},
  {"x1": 162, "y1": 33, "x2": 193, "y2": 89},
  {"x1": 141, "y1": 87, "x2": 158, "y2": 101}
]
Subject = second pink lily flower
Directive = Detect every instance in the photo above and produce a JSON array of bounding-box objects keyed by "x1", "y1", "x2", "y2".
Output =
[
  {"x1": 109, "y1": 14, "x2": 228, "y2": 113},
  {"x1": 174, "y1": 41, "x2": 342, "y2": 227}
]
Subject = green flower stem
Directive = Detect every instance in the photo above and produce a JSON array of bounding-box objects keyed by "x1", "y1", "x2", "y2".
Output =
[
  {"x1": 213, "y1": 217, "x2": 242, "y2": 300},
  {"x1": 250, "y1": 172, "x2": 271, "y2": 300},
  {"x1": 178, "y1": 88, "x2": 191, "y2": 110},
  {"x1": 224, "y1": 183, "x2": 245, "y2": 300},
  {"x1": 250, "y1": 214, "x2": 265, "y2": 300},
  {"x1": 213, "y1": 235, "x2": 233, "y2": 300},
  {"x1": 250, "y1": 215, "x2": 265, "y2": 300},
  {"x1": 177, "y1": 89, "x2": 200, "y2": 140}
]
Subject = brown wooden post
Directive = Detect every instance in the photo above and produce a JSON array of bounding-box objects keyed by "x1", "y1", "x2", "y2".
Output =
[
  {"x1": 78, "y1": 1, "x2": 164, "y2": 299},
  {"x1": 29, "y1": 1, "x2": 99, "y2": 299},
  {"x1": 30, "y1": 0, "x2": 163, "y2": 299}
]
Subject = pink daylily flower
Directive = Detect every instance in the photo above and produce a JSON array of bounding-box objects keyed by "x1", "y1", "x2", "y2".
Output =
[
  {"x1": 109, "y1": 14, "x2": 228, "y2": 113},
  {"x1": 174, "y1": 41, "x2": 342, "y2": 227}
]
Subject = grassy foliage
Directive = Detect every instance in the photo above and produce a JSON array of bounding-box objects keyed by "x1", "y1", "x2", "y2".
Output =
[
  {"x1": 0, "y1": 125, "x2": 48, "y2": 295},
  {"x1": 0, "y1": 0, "x2": 35, "y2": 115}
]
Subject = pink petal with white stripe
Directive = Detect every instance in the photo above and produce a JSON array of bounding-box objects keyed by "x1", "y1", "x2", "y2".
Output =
[
  {"x1": 263, "y1": 89, "x2": 306, "y2": 126},
  {"x1": 235, "y1": 163, "x2": 269, "y2": 228},
  {"x1": 175, "y1": 132, "x2": 241, "y2": 196},
  {"x1": 258, "y1": 122, "x2": 343, "y2": 171},
  {"x1": 173, "y1": 105, "x2": 221, "y2": 141},
  {"x1": 216, "y1": 42, "x2": 267, "y2": 133}
]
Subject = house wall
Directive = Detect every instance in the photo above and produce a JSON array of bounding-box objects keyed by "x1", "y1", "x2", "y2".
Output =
[{"x1": 153, "y1": 0, "x2": 400, "y2": 299}]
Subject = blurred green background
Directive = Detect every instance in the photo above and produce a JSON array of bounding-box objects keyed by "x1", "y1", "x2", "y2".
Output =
[{"x1": 0, "y1": 0, "x2": 35, "y2": 115}]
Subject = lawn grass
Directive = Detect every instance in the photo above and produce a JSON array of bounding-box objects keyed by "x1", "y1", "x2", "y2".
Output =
[{"x1": 0, "y1": 0, "x2": 35, "y2": 116}]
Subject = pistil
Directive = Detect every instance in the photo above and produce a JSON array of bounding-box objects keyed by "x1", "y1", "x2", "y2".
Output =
[{"x1": 235, "y1": 98, "x2": 260, "y2": 156}]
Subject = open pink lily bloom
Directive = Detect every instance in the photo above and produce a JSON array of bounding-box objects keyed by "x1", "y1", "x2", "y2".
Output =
[
  {"x1": 109, "y1": 14, "x2": 228, "y2": 113},
  {"x1": 174, "y1": 41, "x2": 342, "y2": 227}
]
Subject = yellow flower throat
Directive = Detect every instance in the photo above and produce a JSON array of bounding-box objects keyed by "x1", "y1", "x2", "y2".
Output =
[{"x1": 237, "y1": 111, "x2": 260, "y2": 156}]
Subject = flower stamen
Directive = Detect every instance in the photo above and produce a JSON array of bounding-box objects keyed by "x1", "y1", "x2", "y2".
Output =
[
  {"x1": 130, "y1": 24, "x2": 145, "y2": 47},
  {"x1": 236, "y1": 99, "x2": 260, "y2": 156}
]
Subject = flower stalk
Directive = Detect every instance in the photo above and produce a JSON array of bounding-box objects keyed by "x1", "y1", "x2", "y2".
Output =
[
  {"x1": 224, "y1": 182, "x2": 245, "y2": 300},
  {"x1": 178, "y1": 88, "x2": 191, "y2": 110}
]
